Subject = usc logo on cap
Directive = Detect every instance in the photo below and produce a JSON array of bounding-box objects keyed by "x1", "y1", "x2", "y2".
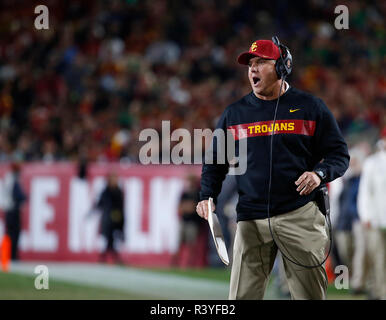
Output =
[{"x1": 250, "y1": 41, "x2": 257, "y2": 52}]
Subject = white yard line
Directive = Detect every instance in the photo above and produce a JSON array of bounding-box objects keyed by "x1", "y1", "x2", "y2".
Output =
[{"x1": 9, "y1": 262, "x2": 229, "y2": 300}]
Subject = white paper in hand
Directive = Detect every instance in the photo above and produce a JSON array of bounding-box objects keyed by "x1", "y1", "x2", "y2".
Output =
[{"x1": 207, "y1": 197, "x2": 229, "y2": 265}]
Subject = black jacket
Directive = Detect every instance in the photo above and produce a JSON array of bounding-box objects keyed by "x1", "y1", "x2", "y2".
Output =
[{"x1": 200, "y1": 87, "x2": 350, "y2": 221}]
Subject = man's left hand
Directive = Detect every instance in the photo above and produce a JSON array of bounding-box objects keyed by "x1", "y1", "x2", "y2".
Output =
[{"x1": 295, "y1": 171, "x2": 321, "y2": 195}]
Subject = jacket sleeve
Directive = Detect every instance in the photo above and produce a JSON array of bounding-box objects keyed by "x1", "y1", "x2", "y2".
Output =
[
  {"x1": 313, "y1": 98, "x2": 350, "y2": 183},
  {"x1": 199, "y1": 110, "x2": 230, "y2": 204}
]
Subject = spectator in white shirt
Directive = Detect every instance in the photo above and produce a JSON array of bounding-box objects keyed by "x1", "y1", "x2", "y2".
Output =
[{"x1": 357, "y1": 128, "x2": 386, "y2": 299}]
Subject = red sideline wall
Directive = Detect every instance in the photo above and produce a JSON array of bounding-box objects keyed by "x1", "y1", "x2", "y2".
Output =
[{"x1": 0, "y1": 163, "x2": 204, "y2": 267}]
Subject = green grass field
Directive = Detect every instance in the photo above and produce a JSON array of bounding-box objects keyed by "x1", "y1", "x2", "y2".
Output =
[
  {"x1": 0, "y1": 265, "x2": 365, "y2": 300},
  {"x1": 143, "y1": 266, "x2": 232, "y2": 282},
  {"x1": 0, "y1": 272, "x2": 153, "y2": 300},
  {"x1": 140, "y1": 267, "x2": 365, "y2": 300}
]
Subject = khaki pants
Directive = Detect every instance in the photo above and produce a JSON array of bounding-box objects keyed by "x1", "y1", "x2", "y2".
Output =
[{"x1": 229, "y1": 201, "x2": 329, "y2": 300}]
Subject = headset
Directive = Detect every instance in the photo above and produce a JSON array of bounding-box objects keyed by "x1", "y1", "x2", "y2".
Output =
[
  {"x1": 272, "y1": 36, "x2": 292, "y2": 79},
  {"x1": 266, "y1": 36, "x2": 332, "y2": 269}
]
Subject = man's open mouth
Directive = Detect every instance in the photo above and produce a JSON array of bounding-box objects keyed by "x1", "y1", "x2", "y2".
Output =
[{"x1": 253, "y1": 77, "x2": 260, "y2": 85}]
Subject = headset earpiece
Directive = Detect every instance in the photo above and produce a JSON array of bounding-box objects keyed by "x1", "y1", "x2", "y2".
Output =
[{"x1": 272, "y1": 36, "x2": 292, "y2": 79}]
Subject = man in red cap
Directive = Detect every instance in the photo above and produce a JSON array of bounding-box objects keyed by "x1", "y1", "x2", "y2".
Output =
[
  {"x1": 237, "y1": 39, "x2": 284, "y2": 100},
  {"x1": 196, "y1": 38, "x2": 350, "y2": 299},
  {"x1": 2, "y1": 161, "x2": 27, "y2": 260}
]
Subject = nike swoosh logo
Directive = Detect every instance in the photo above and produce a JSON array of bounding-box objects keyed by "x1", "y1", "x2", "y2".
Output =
[{"x1": 289, "y1": 108, "x2": 301, "y2": 113}]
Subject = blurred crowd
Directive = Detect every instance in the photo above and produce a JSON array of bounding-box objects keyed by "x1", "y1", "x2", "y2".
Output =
[{"x1": 0, "y1": 0, "x2": 385, "y2": 163}]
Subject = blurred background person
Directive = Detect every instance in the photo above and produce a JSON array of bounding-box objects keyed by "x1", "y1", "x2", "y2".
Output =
[
  {"x1": 1, "y1": 162, "x2": 27, "y2": 260},
  {"x1": 172, "y1": 174, "x2": 206, "y2": 268},
  {"x1": 357, "y1": 128, "x2": 386, "y2": 300},
  {"x1": 94, "y1": 172, "x2": 125, "y2": 264},
  {"x1": 327, "y1": 176, "x2": 344, "y2": 271},
  {"x1": 335, "y1": 147, "x2": 367, "y2": 294}
]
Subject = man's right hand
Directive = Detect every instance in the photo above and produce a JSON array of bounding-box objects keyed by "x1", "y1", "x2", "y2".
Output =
[{"x1": 196, "y1": 200, "x2": 215, "y2": 220}]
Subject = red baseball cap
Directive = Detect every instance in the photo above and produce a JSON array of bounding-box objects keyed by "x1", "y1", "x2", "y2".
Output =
[{"x1": 237, "y1": 40, "x2": 281, "y2": 65}]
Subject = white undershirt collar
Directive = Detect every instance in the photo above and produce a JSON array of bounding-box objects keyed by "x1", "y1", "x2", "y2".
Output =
[{"x1": 284, "y1": 81, "x2": 290, "y2": 93}]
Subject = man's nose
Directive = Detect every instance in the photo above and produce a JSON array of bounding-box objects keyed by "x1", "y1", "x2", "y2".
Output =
[{"x1": 249, "y1": 63, "x2": 258, "y2": 71}]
